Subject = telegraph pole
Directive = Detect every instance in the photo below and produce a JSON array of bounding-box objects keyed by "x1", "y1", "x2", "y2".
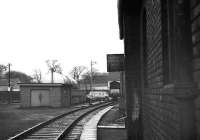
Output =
[
  {"x1": 51, "y1": 68, "x2": 54, "y2": 84},
  {"x1": 90, "y1": 60, "x2": 96, "y2": 90},
  {"x1": 8, "y1": 63, "x2": 11, "y2": 90},
  {"x1": 8, "y1": 63, "x2": 11, "y2": 104}
]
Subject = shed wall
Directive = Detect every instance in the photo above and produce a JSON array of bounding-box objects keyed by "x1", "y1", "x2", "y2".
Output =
[
  {"x1": 20, "y1": 85, "x2": 70, "y2": 108},
  {"x1": 20, "y1": 87, "x2": 31, "y2": 108},
  {"x1": 71, "y1": 89, "x2": 86, "y2": 105},
  {"x1": 49, "y1": 87, "x2": 61, "y2": 107}
]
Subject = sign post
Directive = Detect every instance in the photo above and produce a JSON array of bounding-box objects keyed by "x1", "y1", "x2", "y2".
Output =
[{"x1": 107, "y1": 54, "x2": 124, "y2": 72}]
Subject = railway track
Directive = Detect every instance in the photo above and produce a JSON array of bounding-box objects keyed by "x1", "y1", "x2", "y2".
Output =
[
  {"x1": 9, "y1": 102, "x2": 111, "y2": 140},
  {"x1": 63, "y1": 106, "x2": 107, "y2": 140}
]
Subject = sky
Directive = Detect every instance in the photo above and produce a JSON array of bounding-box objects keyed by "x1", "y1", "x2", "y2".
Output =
[{"x1": 0, "y1": 0, "x2": 123, "y2": 82}]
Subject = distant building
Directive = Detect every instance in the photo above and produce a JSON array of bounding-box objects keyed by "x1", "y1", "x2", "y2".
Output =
[
  {"x1": 79, "y1": 72, "x2": 120, "y2": 91},
  {"x1": 109, "y1": 81, "x2": 120, "y2": 96}
]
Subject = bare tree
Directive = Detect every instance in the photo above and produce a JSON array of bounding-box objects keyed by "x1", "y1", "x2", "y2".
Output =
[
  {"x1": 87, "y1": 67, "x2": 98, "y2": 75},
  {"x1": 81, "y1": 67, "x2": 98, "y2": 90},
  {"x1": 46, "y1": 60, "x2": 62, "y2": 83},
  {"x1": 69, "y1": 66, "x2": 86, "y2": 83},
  {"x1": 0, "y1": 64, "x2": 7, "y2": 75},
  {"x1": 33, "y1": 69, "x2": 42, "y2": 83}
]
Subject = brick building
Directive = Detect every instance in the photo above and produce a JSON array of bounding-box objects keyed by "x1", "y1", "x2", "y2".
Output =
[{"x1": 117, "y1": 0, "x2": 200, "y2": 140}]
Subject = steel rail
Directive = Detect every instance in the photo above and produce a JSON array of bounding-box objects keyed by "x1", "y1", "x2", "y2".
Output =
[
  {"x1": 8, "y1": 102, "x2": 110, "y2": 140},
  {"x1": 56, "y1": 103, "x2": 111, "y2": 140}
]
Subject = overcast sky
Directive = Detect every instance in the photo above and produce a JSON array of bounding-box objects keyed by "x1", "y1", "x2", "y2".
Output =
[{"x1": 0, "y1": 0, "x2": 123, "y2": 82}]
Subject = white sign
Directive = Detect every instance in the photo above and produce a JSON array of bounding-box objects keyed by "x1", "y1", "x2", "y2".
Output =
[{"x1": 110, "y1": 89, "x2": 120, "y2": 94}]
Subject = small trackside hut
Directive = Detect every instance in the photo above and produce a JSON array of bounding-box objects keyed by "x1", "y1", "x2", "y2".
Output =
[{"x1": 20, "y1": 83, "x2": 70, "y2": 108}]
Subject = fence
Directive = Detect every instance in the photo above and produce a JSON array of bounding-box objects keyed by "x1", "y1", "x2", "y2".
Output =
[{"x1": 0, "y1": 91, "x2": 20, "y2": 104}]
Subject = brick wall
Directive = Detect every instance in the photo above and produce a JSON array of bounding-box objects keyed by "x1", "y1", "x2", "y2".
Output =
[
  {"x1": 142, "y1": 0, "x2": 181, "y2": 139},
  {"x1": 143, "y1": 89, "x2": 181, "y2": 140},
  {"x1": 191, "y1": 0, "x2": 200, "y2": 139},
  {"x1": 191, "y1": 0, "x2": 200, "y2": 87},
  {"x1": 145, "y1": 0, "x2": 163, "y2": 88}
]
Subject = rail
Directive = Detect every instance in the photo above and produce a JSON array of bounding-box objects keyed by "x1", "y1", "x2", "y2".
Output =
[{"x1": 8, "y1": 101, "x2": 111, "y2": 140}]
